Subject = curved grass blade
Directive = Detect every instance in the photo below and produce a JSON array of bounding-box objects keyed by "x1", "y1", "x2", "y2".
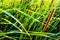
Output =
[
  {"x1": 2, "y1": 18, "x2": 22, "y2": 32},
  {"x1": 1, "y1": 10, "x2": 32, "y2": 40},
  {"x1": 0, "y1": 30, "x2": 58, "y2": 38},
  {"x1": 13, "y1": 8, "x2": 40, "y2": 22}
]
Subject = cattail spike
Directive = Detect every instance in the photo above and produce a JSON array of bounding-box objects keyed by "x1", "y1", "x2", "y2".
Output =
[{"x1": 43, "y1": 9, "x2": 56, "y2": 31}]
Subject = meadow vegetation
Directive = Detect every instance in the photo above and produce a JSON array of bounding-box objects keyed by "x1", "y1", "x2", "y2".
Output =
[{"x1": 0, "y1": 0, "x2": 60, "y2": 40}]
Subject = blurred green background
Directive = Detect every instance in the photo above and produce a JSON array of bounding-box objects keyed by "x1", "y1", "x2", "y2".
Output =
[{"x1": 0, "y1": 0, "x2": 60, "y2": 40}]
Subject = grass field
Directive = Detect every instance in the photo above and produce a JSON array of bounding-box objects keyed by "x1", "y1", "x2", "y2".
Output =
[{"x1": 0, "y1": 0, "x2": 60, "y2": 40}]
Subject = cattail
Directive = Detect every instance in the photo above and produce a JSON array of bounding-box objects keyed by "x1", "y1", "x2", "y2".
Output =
[
  {"x1": 43, "y1": 0, "x2": 55, "y2": 31},
  {"x1": 43, "y1": 9, "x2": 56, "y2": 31}
]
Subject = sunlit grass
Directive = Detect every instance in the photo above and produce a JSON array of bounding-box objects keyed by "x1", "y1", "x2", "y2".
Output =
[{"x1": 0, "y1": 0, "x2": 60, "y2": 40}]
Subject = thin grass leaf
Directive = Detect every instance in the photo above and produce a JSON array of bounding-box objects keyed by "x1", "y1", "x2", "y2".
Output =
[
  {"x1": 13, "y1": 8, "x2": 40, "y2": 22},
  {"x1": 2, "y1": 18, "x2": 22, "y2": 32},
  {"x1": 1, "y1": 10, "x2": 32, "y2": 40}
]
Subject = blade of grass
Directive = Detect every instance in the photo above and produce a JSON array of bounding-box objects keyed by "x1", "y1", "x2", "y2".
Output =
[
  {"x1": 1, "y1": 10, "x2": 32, "y2": 40},
  {"x1": 2, "y1": 18, "x2": 22, "y2": 32}
]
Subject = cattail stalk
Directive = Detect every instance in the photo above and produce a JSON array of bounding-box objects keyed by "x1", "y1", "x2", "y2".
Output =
[
  {"x1": 43, "y1": 9, "x2": 56, "y2": 31},
  {"x1": 43, "y1": 0, "x2": 55, "y2": 31}
]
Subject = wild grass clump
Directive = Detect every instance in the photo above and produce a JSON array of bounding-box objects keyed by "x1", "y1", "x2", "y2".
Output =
[{"x1": 0, "y1": 0, "x2": 60, "y2": 40}]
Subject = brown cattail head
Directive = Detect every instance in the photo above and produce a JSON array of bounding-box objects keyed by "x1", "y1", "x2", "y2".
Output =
[{"x1": 43, "y1": 9, "x2": 56, "y2": 31}]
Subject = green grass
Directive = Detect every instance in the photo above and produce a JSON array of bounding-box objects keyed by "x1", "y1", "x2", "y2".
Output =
[{"x1": 0, "y1": 0, "x2": 60, "y2": 40}]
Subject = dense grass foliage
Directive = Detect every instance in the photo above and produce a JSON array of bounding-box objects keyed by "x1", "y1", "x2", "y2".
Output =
[{"x1": 0, "y1": 0, "x2": 60, "y2": 40}]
